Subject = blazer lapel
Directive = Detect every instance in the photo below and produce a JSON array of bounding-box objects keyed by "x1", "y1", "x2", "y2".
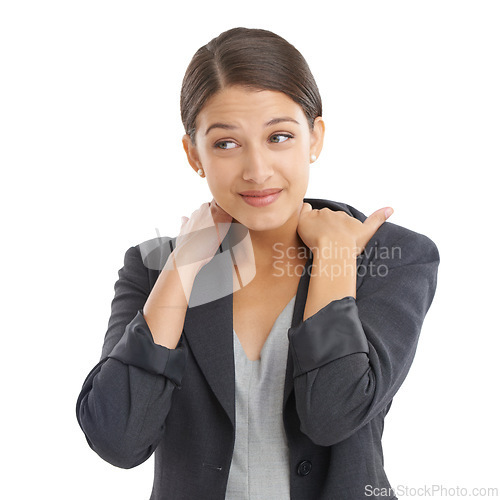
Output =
[
  {"x1": 281, "y1": 251, "x2": 366, "y2": 412},
  {"x1": 183, "y1": 291, "x2": 236, "y2": 428},
  {"x1": 283, "y1": 256, "x2": 312, "y2": 411},
  {"x1": 181, "y1": 221, "x2": 244, "y2": 429}
]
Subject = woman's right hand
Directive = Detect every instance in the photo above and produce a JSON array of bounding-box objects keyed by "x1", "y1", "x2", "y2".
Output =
[{"x1": 166, "y1": 199, "x2": 233, "y2": 278}]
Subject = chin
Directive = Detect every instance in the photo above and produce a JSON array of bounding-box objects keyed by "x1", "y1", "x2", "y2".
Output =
[{"x1": 234, "y1": 212, "x2": 289, "y2": 232}]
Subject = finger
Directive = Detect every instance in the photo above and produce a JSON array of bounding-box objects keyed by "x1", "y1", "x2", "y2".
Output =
[
  {"x1": 301, "y1": 202, "x2": 313, "y2": 214},
  {"x1": 363, "y1": 207, "x2": 394, "y2": 232},
  {"x1": 180, "y1": 216, "x2": 189, "y2": 225}
]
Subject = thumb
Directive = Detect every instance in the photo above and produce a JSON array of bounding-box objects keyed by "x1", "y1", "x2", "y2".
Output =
[{"x1": 363, "y1": 207, "x2": 394, "y2": 231}]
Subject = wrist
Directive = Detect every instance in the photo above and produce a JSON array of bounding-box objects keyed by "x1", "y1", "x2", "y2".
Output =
[
  {"x1": 166, "y1": 249, "x2": 202, "y2": 273},
  {"x1": 163, "y1": 252, "x2": 200, "y2": 287},
  {"x1": 310, "y1": 237, "x2": 358, "y2": 261}
]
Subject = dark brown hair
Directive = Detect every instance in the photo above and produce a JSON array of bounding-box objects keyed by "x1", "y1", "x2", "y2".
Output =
[{"x1": 180, "y1": 27, "x2": 322, "y2": 145}]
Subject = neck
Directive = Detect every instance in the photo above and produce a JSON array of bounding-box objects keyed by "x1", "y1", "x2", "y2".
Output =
[{"x1": 245, "y1": 212, "x2": 310, "y2": 274}]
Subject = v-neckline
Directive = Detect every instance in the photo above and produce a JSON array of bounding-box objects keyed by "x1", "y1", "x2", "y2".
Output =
[{"x1": 233, "y1": 294, "x2": 296, "y2": 363}]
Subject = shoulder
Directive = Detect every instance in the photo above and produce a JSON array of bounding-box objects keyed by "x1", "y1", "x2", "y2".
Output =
[
  {"x1": 128, "y1": 235, "x2": 177, "y2": 272},
  {"x1": 114, "y1": 236, "x2": 177, "y2": 295},
  {"x1": 304, "y1": 197, "x2": 440, "y2": 263}
]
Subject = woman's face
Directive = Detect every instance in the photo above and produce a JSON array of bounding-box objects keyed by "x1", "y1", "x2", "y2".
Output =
[{"x1": 182, "y1": 85, "x2": 324, "y2": 232}]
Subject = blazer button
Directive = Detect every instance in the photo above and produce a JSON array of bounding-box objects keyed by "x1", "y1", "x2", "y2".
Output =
[{"x1": 297, "y1": 460, "x2": 312, "y2": 476}]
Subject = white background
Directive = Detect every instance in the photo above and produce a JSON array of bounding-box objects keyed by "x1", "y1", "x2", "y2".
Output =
[{"x1": 1, "y1": 1, "x2": 499, "y2": 499}]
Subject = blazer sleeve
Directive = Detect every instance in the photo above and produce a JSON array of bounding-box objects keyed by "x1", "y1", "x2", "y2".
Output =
[
  {"x1": 287, "y1": 229, "x2": 440, "y2": 446},
  {"x1": 76, "y1": 245, "x2": 188, "y2": 469}
]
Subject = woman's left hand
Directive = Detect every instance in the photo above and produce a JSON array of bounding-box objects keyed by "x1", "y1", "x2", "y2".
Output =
[{"x1": 297, "y1": 203, "x2": 394, "y2": 257}]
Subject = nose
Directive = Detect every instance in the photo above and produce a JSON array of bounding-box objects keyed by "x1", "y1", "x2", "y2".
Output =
[{"x1": 241, "y1": 145, "x2": 274, "y2": 185}]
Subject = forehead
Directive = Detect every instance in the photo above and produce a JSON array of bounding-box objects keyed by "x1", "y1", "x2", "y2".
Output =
[{"x1": 196, "y1": 86, "x2": 307, "y2": 128}]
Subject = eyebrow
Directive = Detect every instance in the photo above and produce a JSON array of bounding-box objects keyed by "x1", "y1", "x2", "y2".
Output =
[{"x1": 204, "y1": 117, "x2": 300, "y2": 136}]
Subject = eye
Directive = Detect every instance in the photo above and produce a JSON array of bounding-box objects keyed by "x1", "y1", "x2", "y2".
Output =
[
  {"x1": 213, "y1": 133, "x2": 294, "y2": 150},
  {"x1": 214, "y1": 140, "x2": 238, "y2": 150},
  {"x1": 269, "y1": 133, "x2": 294, "y2": 144}
]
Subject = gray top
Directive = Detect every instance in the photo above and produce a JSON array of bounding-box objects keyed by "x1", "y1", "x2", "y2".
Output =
[{"x1": 225, "y1": 294, "x2": 297, "y2": 500}]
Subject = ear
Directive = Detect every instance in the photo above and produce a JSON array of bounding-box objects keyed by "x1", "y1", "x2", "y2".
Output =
[
  {"x1": 182, "y1": 134, "x2": 203, "y2": 175},
  {"x1": 309, "y1": 116, "x2": 325, "y2": 159}
]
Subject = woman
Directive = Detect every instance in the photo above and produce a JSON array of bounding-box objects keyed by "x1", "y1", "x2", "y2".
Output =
[{"x1": 76, "y1": 27, "x2": 440, "y2": 500}]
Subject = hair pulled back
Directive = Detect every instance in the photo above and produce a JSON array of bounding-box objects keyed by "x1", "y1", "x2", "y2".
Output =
[{"x1": 180, "y1": 27, "x2": 322, "y2": 145}]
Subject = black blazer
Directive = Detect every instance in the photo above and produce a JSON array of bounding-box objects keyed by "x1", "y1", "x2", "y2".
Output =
[{"x1": 76, "y1": 197, "x2": 440, "y2": 500}]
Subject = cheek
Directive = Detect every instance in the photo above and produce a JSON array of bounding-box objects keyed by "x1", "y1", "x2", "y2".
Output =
[
  {"x1": 286, "y1": 162, "x2": 310, "y2": 189},
  {"x1": 206, "y1": 171, "x2": 232, "y2": 196}
]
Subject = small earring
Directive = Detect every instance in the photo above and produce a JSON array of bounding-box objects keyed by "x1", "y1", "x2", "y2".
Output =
[
  {"x1": 197, "y1": 169, "x2": 204, "y2": 176},
  {"x1": 310, "y1": 154, "x2": 317, "y2": 163}
]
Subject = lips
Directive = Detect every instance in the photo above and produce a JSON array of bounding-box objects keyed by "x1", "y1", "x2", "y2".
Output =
[
  {"x1": 239, "y1": 188, "x2": 283, "y2": 197},
  {"x1": 239, "y1": 188, "x2": 283, "y2": 207}
]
